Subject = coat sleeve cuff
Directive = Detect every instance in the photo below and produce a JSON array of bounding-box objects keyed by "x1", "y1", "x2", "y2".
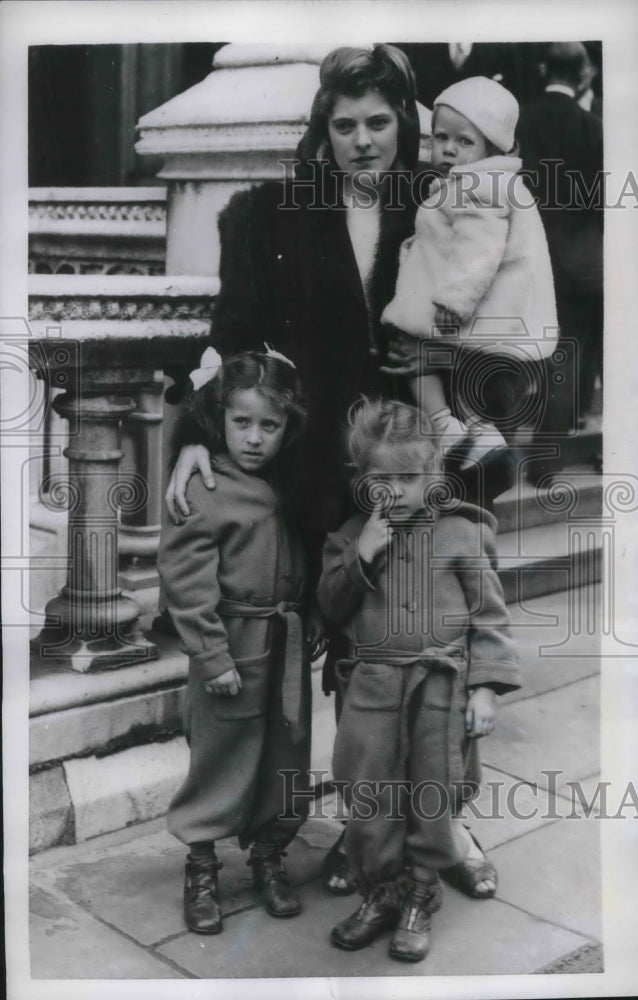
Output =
[
  {"x1": 192, "y1": 649, "x2": 236, "y2": 682},
  {"x1": 467, "y1": 661, "x2": 521, "y2": 694},
  {"x1": 342, "y1": 540, "x2": 377, "y2": 591}
]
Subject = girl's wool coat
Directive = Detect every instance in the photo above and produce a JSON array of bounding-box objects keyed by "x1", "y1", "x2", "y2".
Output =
[
  {"x1": 158, "y1": 455, "x2": 306, "y2": 682},
  {"x1": 158, "y1": 456, "x2": 311, "y2": 847}
]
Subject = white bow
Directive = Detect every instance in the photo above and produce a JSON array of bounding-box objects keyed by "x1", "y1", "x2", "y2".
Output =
[{"x1": 189, "y1": 346, "x2": 223, "y2": 390}]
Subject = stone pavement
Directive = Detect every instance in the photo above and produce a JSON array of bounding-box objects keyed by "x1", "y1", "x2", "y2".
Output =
[{"x1": 28, "y1": 585, "x2": 604, "y2": 981}]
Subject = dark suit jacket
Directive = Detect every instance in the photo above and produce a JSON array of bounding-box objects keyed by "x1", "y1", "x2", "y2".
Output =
[
  {"x1": 394, "y1": 42, "x2": 544, "y2": 108},
  {"x1": 517, "y1": 90, "x2": 603, "y2": 294}
]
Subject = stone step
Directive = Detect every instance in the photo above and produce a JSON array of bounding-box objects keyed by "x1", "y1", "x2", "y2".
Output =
[
  {"x1": 558, "y1": 422, "x2": 602, "y2": 469},
  {"x1": 494, "y1": 469, "x2": 601, "y2": 534},
  {"x1": 512, "y1": 415, "x2": 601, "y2": 470},
  {"x1": 496, "y1": 519, "x2": 602, "y2": 604}
]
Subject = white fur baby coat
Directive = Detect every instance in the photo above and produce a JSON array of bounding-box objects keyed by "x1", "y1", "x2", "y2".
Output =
[{"x1": 382, "y1": 156, "x2": 558, "y2": 360}]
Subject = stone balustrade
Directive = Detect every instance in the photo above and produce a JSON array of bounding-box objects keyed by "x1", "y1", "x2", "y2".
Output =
[
  {"x1": 29, "y1": 188, "x2": 167, "y2": 275},
  {"x1": 29, "y1": 274, "x2": 217, "y2": 672}
]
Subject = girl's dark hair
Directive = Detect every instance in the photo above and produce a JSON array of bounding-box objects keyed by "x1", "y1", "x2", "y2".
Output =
[
  {"x1": 296, "y1": 43, "x2": 421, "y2": 177},
  {"x1": 186, "y1": 351, "x2": 308, "y2": 454}
]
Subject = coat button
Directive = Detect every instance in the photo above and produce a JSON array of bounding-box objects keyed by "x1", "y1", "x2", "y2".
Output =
[{"x1": 407, "y1": 601, "x2": 418, "y2": 613}]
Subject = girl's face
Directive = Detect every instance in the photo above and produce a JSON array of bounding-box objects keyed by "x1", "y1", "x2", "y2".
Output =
[
  {"x1": 328, "y1": 90, "x2": 399, "y2": 181},
  {"x1": 224, "y1": 388, "x2": 288, "y2": 473},
  {"x1": 365, "y1": 447, "x2": 434, "y2": 522},
  {"x1": 431, "y1": 104, "x2": 489, "y2": 173}
]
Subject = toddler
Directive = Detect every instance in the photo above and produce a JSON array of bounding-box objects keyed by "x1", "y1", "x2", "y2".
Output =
[{"x1": 317, "y1": 398, "x2": 520, "y2": 962}]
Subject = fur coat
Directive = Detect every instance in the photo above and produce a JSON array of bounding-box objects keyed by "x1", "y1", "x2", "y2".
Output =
[
  {"x1": 382, "y1": 156, "x2": 558, "y2": 360},
  {"x1": 176, "y1": 174, "x2": 423, "y2": 536},
  {"x1": 173, "y1": 170, "x2": 520, "y2": 542}
]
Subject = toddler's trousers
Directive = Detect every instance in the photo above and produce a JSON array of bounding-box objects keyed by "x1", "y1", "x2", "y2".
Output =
[{"x1": 332, "y1": 659, "x2": 466, "y2": 886}]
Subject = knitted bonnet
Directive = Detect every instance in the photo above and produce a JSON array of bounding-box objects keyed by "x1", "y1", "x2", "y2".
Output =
[{"x1": 433, "y1": 76, "x2": 519, "y2": 153}]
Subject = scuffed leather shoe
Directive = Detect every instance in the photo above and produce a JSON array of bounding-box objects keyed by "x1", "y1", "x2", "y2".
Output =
[
  {"x1": 389, "y1": 873, "x2": 443, "y2": 962},
  {"x1": 250, "y1": 852, "x2": 301, "y2": 918},
  {"x1": 184, "y1": 855, "x2": 223, "y2": 935},
  {"x1": 331, "y1": 880, "x2": 400, "y2": 951}
]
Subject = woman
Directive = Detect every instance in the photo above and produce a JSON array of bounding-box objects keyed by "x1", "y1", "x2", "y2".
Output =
[{"x1": 165, "y1": 43, "x2": 504, "y2": 903}]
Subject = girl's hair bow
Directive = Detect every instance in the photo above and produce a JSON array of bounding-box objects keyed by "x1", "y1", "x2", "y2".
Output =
[
  {"x1": 264, "y1": 343, "x2": 296, "y2": 369},
  {"x1": 189, "y1": 346, "x2": 223, "y2": 391}
]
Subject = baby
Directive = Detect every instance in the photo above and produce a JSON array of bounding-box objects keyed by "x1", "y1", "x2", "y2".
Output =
[{"x1": 382, "y1": 76, "x2": 557, "y2": 463}]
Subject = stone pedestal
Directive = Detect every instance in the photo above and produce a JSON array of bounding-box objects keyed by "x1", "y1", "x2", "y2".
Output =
[
  {"x1": 135, "y1": 44, "x2": 332, "y2": 275},
  {"x1": 29, "y1": 274, "x2": 216, "y2": 671},
  {"x1": 119, "y1": 372, "x2": 164, "y2": 591},
  {"x1": 36, "y1": 392, "x2": 158, "y2": 671}
]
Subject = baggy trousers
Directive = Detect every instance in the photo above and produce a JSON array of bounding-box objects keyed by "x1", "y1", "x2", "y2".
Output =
[
  {"x1": 332, "y1": 658, "x2": 467, "y2": 886},
  {"x1": 168, "y1": 644, "x2": 311, "y2": 851}
]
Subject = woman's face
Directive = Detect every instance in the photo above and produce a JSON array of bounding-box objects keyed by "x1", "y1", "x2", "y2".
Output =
[{"x1": 327, "y1": 90, "x2": 399, "y2": 180}]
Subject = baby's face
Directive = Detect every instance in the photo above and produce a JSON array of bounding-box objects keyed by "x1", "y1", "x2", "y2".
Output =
[{"x1": 431, "y1": 104, "x2": 490, "y2": 173}]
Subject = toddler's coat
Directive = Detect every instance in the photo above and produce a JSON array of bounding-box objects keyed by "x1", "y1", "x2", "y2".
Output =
[
  {"x1": 317, "y1": 501, "x2": 521, "y2": 884},
  {"x1": 158, "y1": 455, "x2": 311, "y2": 849},
  {"x1": 382, "y1": 156, "x2": 558, "y2": 360}
]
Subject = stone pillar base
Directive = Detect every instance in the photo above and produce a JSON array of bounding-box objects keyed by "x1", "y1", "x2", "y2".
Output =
[{"x1": 34, "y1": 621, "x2": 157, "y2": 673}]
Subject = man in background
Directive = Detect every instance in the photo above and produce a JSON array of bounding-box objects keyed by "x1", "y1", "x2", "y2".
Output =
[{"x1": 517, "y1": 41, "x2": 603, "y2": 483}]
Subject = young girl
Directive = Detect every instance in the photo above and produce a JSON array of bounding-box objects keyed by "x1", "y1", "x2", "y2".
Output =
[
  {"x1": 382, "y1": 76, "x2": 558, "y2": 464},
  {"x1": 317, "y1": 399, "x2": 520, "y2": 962},
  {"x1": 158, "y1": 347, "x2": 314, "y2": 935}
]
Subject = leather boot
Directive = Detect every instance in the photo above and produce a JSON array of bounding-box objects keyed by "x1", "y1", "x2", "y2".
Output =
[
  {"x1": 249, "y1": 849, "x2": 301, "y2": 918},
  {"x1": 389, "y1": 872, "x2": 443, "y2": 962},
  {"x1": 183, "y1": 854, "x2": 223, "y2": 934},
  {"x1": 331, "y1": 880, "x2": 400, "y2": 951}
]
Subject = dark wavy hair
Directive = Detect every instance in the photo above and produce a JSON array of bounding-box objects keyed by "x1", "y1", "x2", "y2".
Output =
[
  {"x1": 296, "y1": 44, "x2": 420, "y2": 178},
  {"x1": 187, "y1": 351, "x2": 308, "y2": 457}
]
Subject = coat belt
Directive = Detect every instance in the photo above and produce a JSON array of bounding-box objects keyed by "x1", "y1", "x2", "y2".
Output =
[
  {"x1": 217, "y1": 598, "x2": 305, "y2": 743},
  {"x1": 340, "y1": 645, "x2": 467, "y2": 784}
]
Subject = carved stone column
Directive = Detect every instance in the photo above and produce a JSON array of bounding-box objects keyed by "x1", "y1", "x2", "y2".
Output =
[
  {"x1": 29, "y1": 274, "x2": 216, "y2": 671},
  {"x1": 135, "y1": 43, "x2": 334, "y2": 276},
  {"x1": 37, "y1": 391, "x2": 158, "y2": 671},
  {"x1": 119, "y1": 371, "x2": 164, "y2": 592}
]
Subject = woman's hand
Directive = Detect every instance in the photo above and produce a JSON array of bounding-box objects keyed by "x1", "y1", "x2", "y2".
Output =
[
  {"x1": 433, "y1": 303, "x2": 462, "y2": 331},
  {"x1": 358, "y1": 505, "x2": 392, "y2": 564},
  {"x1": 165, "y1": 445, "x2": 216, "y2": 524},
  {"x1": 379, "y1": 327, "x2": 424, "y2": 377},
  {"x1": 205, "y1": 667, "x2": 242, "y2": 697},
  {"x1": 305, "y1": 605, "x2": 328, "y2": 662},
  {"x1": 465, "y1": 686, "x2": 497, "y2": 738}
]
